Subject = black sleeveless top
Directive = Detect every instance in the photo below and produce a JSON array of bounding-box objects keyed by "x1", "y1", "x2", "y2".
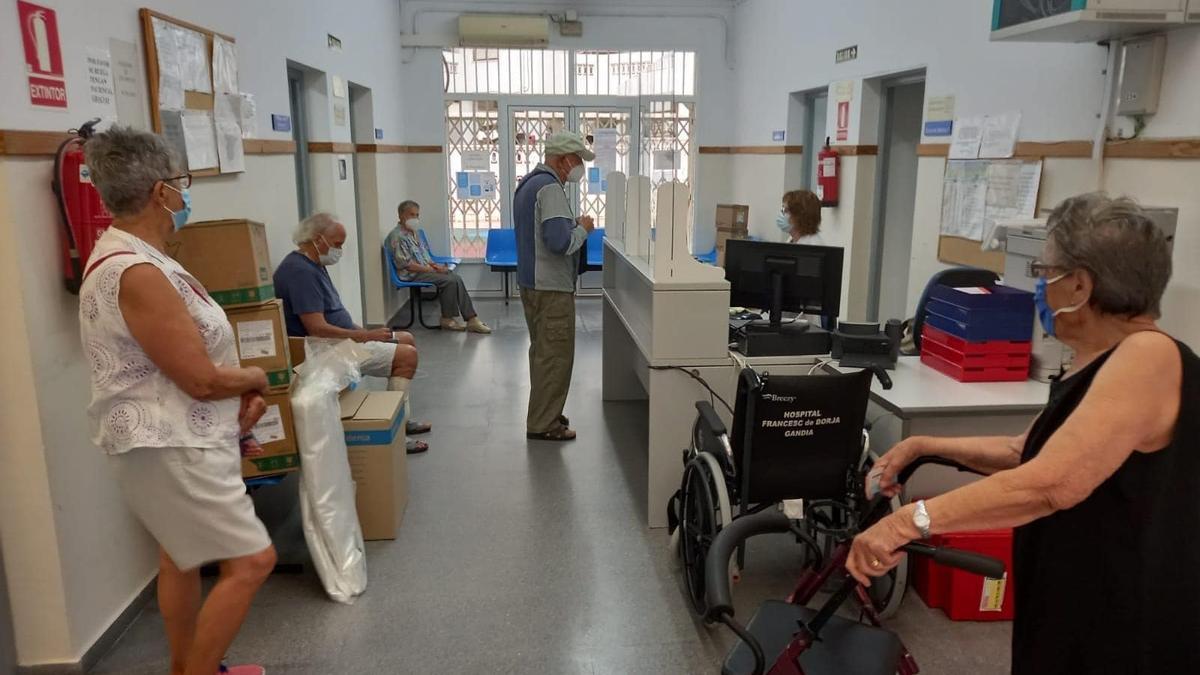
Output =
[{"x1": 1012, "y1": 339, "x2": 1200, "y2": 674}]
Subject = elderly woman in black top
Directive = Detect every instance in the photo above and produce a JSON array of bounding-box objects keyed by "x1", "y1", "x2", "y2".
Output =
[{"x1": 848, "y1": 193, "x2": 1197, "y2": 674}]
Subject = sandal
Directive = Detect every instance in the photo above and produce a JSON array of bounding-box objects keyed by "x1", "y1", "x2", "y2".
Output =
[
  {"x1": 526, "y1": 425, "x2": 577, "y2": 442},
  {"x1": 558, "y1": 414, "x2": 570, "y2": 427},
  {"x1": 406, "y1": 439, "x2": 429, "y2": 454},
  {"x1": 406, "y1": 420, "x2": 432, "y2": 435}
]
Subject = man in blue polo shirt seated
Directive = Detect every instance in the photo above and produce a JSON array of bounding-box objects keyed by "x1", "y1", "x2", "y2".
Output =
[{"x1": 274, "y1": 212, "x2": 432, "y2": 453}]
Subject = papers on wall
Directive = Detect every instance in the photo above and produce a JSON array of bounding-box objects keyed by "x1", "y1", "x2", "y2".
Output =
[
  {"x1": 333, "y1": 102, "x2": 347, "y2": 127},
  {"x1": 924, "y1": 95, "x2": 955, "y2": 137},
  {"x1": 160, "y1": 110, "x2": 189, "y2": 166},
  {"x1": 214, "y1": 93, "x2": 245, "y2": 173},
  {"x1": 181, "y1": 110, "x2": 218, "y2": 171},
  {"x1": 979, "y1": 111, "x2": 1021, "y2": 159},
  {"x1": 152, "y1": 18, "x2": 185, "y2": 110},
  {"x1": 456, "y1": 171, "x2": 496, "y2": 199},
  {"x1": 941, "y1": 160, "x2": 989, "y2": 239},
  {"x1": 331, "y1": 75, "x2": 346, "y2": 99},
  {"x1": 461, "y1": 150, "x2": 490, "y2": 171},
  {"x1": 178, "y1": 27, "x2": 210, "y2": 93},
  {"x1": 949, "y1": 116, "x2": 985, "y2": 160},
  {"x1": 212, "y1": 36, "x2": 238, "y2": 95},
  {"x1": 941, "y1": 159, "x2": 1042, "y2": 242},
  {"x1": 84, "y1": 47, "x2": 116, "y2": 117},
  {"x1": 593, "y1": 128, "x2": 619, "y2": 175},
  {"x1": 238, "y1": 93, "x2": 257, "y2": 138},
  {"x1": 109, "y1": 38, "x2": 147, "y2": 130}
]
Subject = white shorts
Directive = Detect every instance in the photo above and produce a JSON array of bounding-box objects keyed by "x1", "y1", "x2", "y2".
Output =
[
  {"x1": 358, "y1": 340, "x2": 398, "y2": 378},
  {"x1": 111, "y1": 444, "x2": 271, "y2": 571}
]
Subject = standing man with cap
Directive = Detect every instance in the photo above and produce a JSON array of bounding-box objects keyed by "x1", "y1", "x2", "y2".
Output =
[{"x1": 513, "y1": 131, "x2": 596, "y2": 441}]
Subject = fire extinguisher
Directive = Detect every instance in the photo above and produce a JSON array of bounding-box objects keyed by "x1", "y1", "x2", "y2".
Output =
[
  {"x1": 816, "y1": 137, "x2": 840, "y2": 208},
  {"x1": 52, "y1": 118, "x2": 112, "y2": 294}
]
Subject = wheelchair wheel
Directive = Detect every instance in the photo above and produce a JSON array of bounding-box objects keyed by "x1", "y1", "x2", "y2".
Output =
[{"x1": 679, "y1": 458, "x2": 722, "y2": 617}]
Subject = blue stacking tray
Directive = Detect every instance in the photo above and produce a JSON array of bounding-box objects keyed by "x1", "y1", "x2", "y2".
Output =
[{"x1": 923, "y1": 284, "x2": 1034, "y2": 343}]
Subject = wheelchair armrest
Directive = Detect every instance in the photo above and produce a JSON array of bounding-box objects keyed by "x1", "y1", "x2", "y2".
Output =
[
  {"x1": 704, "y1": 510, "x2": 793, "y2": 621},
  {"x1": 694, "y1": 400, "x2": 726, "y2": 437},
  {"x1": 896, "y1": 456, "x2": 983, "y2": 485}
]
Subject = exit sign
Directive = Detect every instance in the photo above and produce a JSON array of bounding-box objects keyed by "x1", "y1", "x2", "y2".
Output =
[{"x1": 835, "y1": 45, "x2": 858, "y2": 64}]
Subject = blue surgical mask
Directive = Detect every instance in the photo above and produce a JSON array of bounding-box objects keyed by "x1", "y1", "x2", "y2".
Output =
[
  {"x1": 164, "y1": 185, "x2": 192, "y2": 231},
  {"x1": 1034, "y1": 273, "x2": 1084, "y2": 338},
  {"x1": 776, "y1": 210, "x2": 791, "y2": 233}
]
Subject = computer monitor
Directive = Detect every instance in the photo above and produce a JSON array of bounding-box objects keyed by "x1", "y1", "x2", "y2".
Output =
[{"x1": 724, "y1": 239, "x2": 843, "y2": 328}]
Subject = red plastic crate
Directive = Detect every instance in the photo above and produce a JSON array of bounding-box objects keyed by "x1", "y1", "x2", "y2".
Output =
[
  {"x1": 921, "y1": 349, "x2": 1029, "y2": 382},
  {"x1": 922, "y1": 335, "x2": 1031, "y2": 369},
  {"x1": 912, "y1": 529, "x2": 1015, "y2": 621},
  {"x1": 922, "y1": 325, "x2": 1032, "y2": 356}
]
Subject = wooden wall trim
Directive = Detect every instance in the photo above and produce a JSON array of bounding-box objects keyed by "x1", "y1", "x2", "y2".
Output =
[
  {"x1": 244, "y1": 139, "x2": 296, "y2": 155},
  {"x1": 1106, "y1": 137, "x2": 1200, "y2": 159},
  {"x1": 307, "y1": 142, "x2": 356, "y2": 154},
  {"x1": 355, "y1": 144, "x2": 444, "y2": 153},
  {"x1": 833, "y1": 145, "x2": 878, "y2": 157},
  {"x1": 0, "y1": 130, "x2": 74, "y2": 155},
  {"x1": 698, "y1": 145, "x2": 803, "y2": 155},
  {"x1": 920, "y1": 141, "x2": 1095, "y2": 159}
]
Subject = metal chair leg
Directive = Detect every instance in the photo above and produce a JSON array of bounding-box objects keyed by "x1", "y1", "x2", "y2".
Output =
[
  {"x1": 395, "y1": 287, "x2": 417, "y2": 329},
  {"x1": 417, "y1": 288, "x2": 441, "y2": 330},
  {"x1": 503, "y1": 271, "x2": 510, "y2": 306}
]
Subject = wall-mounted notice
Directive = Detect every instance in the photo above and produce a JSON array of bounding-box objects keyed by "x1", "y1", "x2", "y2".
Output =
[
  {"x1": 832, "y1": 80, "x2": 853, "y2": 143},
  {"x1": 333, "y1": 102, "x2": 347, "y2": 127},
  {"x1": 239, "y1": 93, "x2": 257, "y2": 138},
  {"x1": 979, "y1": 111, "x2": 1021, "y2": 159},
  {"x1": 214, "y1": 93, "x2": 244, "y2": 173},
  {"x1": 835, "y1": 45, "x2": 859, "y2": 64},
  {"x1": 331, "y1": 75, "x2": 346, "y2": 99},
  {"x1": 212, "y1": 36, "x2": 238, "y2": 95},
  {"x1": 461, "y1": 149, "x2": 490, "y2": 171},
  {"x1": 924, "y1": 95, "x2": 955, "y2": 138},
  {"x1": 941, "y1": 159, "x2": 1042, "y2": 242},
  {"x1": 949, "y1": 116, "x2": 985, "y2": 160},
  {"x1": 109, "y1": 38, "x2": 147, "y2": 129},
  {"x1": 941, "y1": 160, "x2": 989, "y2": 240},
  {"x1": 151, "y1": 18, "x2": 184, "y2": 110},
  {"x1": 181, "y1": 109, "x2": 218, "y2": 171},
  {"x1": 160, "y1": 109, "x2": 189, "y2": 166},
  {"x1": 84, "y1": 47, "x2": 115, "y2": 115},
  {"x1": 271, "y1": 113, "x2": 291, "y2": 133},
  {"x1": 593, "y1": 128, "x2": 619, "y2": 175}
]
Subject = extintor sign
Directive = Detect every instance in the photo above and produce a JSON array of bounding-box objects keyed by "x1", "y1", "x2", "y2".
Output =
[{"x1": 18, "y1": 1, "x2": 68, "y2": 109}]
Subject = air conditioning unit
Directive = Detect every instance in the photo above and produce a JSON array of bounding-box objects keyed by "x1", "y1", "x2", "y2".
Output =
[
  {"x1": 990, "y1": 0, "x2": 1186, "y2": 42},
  {"x1": 458, "y1": 14, "x2": 549, "y2": 47}
]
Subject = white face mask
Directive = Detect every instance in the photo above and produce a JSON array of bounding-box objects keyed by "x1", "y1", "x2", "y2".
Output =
[
  {"x1": 567, "y1": 163, "x2": 585, "y2": 183},
  {"x1": 317, "y1": 235, "x2": 343, "y2": 266},
  {"x1": 404, "y1": 218, "x2": 420, "y2": 229}
]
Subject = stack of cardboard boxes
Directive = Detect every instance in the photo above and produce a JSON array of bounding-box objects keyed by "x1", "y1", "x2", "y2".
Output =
[
  {"x1": 715, "y1": 204, "x2": 750, "y2": 266},
  {"x1": 167, "y1": 219, "x2": 298, "y2": 479}
]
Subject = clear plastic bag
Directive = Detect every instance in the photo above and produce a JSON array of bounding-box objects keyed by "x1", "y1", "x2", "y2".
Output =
[{"x1": 292, "y1": 338, "x2": 370, "y2": 603}]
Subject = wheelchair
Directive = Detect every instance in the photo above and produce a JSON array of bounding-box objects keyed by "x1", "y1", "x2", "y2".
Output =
[
  {"x1": 668, "y1": 366, "x2": 910, "y2": 620},
  {"x1": 704, "y1": 458, "x2": 1003, "y2": 675}
]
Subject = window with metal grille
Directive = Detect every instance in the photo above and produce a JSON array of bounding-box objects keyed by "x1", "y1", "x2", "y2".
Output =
[
  {"x1": 443, "y1": 48, "x2": 570, "y2": 95},
  {"x1": 444, "y1": 100, "x2": 502, "y2": 259},
  {"x1": 575, "y1": 50, "x2": 695, "y2": 97}
]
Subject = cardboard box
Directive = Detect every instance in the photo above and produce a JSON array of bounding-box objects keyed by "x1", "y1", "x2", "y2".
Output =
[
  {"x1": 242, "y1": 388, "x2": 299, "y2": 478},
  {"x1": 288, "y1": 337, "x2": 306, "y2": 368},
  {"x1": 167, "y1": 219, "x2": 275, "y2": 307},
  {"x1": 226, "y1": 300, "x2": 292, "y2": 391},
  {"x1": 715, "y1": 204, "x2": 750, "y2": 267},
  {"x1": 340, "y1": 390, "x2": 408, "y2": 541}
]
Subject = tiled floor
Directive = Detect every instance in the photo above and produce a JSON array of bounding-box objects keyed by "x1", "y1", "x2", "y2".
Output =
[{"x1": 92, "y1": 297, "x2": 1010, "y2": 674}]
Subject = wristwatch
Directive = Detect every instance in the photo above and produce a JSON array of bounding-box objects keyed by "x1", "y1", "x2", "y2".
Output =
[{"x1": 913, "y1": 500, "x2": 931, "y2": 539}]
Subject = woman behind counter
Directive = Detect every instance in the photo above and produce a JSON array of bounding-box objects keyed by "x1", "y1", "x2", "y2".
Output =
[
  {"x1": 81, "y1": 126, "x2": 275, "y2": 675},
  {"x1": 777, "y1": 189, "x2": 824, "y2": 245},
  {"x1": 848, "y1": 193, "x2": 1198, "y2": 674}
]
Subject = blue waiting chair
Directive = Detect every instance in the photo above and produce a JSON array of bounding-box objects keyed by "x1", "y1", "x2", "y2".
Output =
[
  {"x1": 585, "y1": 228, "x2": 605, "y2": 272},
  {"x1": 418, "y1": 229, "x2": 461, "y2": 269},
  {"x1": 384, "y1": 246, "x2": 439, "y2": 329},
  {"x1": 695, "y1": 246, "x2": 718, "y2": 265},
  {"x1": 484, "y1": 229, "x2": 518, "y2": 305}
]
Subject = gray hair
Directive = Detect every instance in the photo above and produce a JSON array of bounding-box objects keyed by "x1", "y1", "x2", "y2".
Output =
[
  {"x1": 397, "y1": 200, "x2": 420, "y2": 218},
  {"x1": 83, "y1": 125, "x2": 180, "y2": 218},
  {"x1": 293, "y1": 212, "x2": 341, "y2": 245},
  {"x1": 1046, "y1": 193, "x2": 1172, "y2": 318}
]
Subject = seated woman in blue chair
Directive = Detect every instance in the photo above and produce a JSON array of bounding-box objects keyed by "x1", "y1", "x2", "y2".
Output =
[{"x1": 386, "y1": 200, "x2": 491, "y2": 334}]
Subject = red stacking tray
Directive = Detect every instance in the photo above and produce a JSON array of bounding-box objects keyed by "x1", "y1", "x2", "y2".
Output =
[
  {"x1": 922, "y1": 325, "x2": 1032, "y2": 357},
  {"x1": 921, "y1": 349, "x2": 1029, "y2": 382},
  {"x1": 912, "y1": 529, "x2": 1016, "y2": 622},
  {"x1": 922, "y1": 327, "x2": 1030, "y2": 369}
]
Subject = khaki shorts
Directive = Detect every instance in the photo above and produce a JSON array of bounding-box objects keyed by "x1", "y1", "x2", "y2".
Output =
[
  {"x1": 358, "y1": 340, "x2": 397, "y2": 378},
  {"x1": 111, "y1": 444, "x2": 271, "y2": 571}
]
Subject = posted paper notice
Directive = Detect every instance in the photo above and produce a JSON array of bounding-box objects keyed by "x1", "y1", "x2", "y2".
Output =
[
  {"x1": 980, "y1": 112, "x2": 1021, "y2": 159},
  {"x1": 181, "y1": 110, "x2": 218, "y2": 171},
  {"x1": 949, "y1": 116, "x2": 984, "y2": 160}
]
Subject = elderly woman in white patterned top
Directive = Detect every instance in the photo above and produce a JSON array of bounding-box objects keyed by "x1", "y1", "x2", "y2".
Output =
[{"x1": 80, "y1": 126, "x2": 274, "y2": 675}]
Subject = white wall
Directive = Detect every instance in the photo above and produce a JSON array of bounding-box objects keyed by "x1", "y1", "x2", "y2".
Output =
[
  {"x1": 724, "y1": 0, "x2": 1200, "y2": 340},
  {"x1": 0, "y1": 0, "x2": 406, "y2": 665}
]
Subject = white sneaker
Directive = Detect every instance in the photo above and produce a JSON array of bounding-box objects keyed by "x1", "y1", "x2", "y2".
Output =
[
  {"x1": 440, "y1": 318, "x2": 466, "y2": 331},
  {"x1": 467, "y1": 318, "x2": 493, "y2": 334}
]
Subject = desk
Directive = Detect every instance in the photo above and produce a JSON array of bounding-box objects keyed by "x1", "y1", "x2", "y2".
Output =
[{"x1": 834, "y1": 357, "x2": 1049, "y2": 499}]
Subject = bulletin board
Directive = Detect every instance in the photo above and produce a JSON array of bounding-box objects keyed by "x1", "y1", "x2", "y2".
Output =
[
  {"x1": 937, "y1": 159, "x2": 1043, "y2": 273},
  {"x1": 139, "y1": 8, "x2": 249, "y2": 177}
]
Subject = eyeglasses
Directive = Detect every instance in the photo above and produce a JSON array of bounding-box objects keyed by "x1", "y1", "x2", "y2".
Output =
[
  {"x1": 1028, "y1": 260, "x2": 1068, "y2": 279},
  {"x1": 163, "y1": 173, "x2": 193, "y2": 189}
]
